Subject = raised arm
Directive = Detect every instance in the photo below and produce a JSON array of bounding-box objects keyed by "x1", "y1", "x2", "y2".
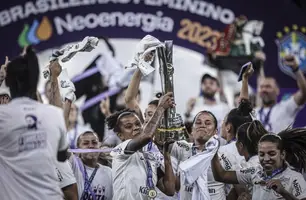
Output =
[
  {"x1": 157, "y1": 140, "x2": 176, "y2": 196},
  {"x1": 49, "y1": 60, "x2": 63, "y2": 108},
  {"x1": 284, "y1": 55, "x2": 306, "y2": 106},
  {"x1": 125, "y1": 92, "x2": 175, "y2": 152},
  {"x1": 49, "y1": 60, "x2": 72, "y2": 128},
  {"x1": 254, "y1": 51, "x2": 266, "y2": 107},
  {"x1": 0, "y1": 56, "x2": 9, "y2": 87},
  {"x1": 100, "y1": 97, "x2": 112, "y2": 117},
  {"x1": 63, "y1": 100, "x2": 72, "y2": 128},
  {"x1": 124, "y1": 68, "x2": 144, "y2": 122},
  {"x1": 240, "y1": 63, "x2": 254, "y2": 101},
  {"x1": 211, "y1": 153, "x2": 239, "y2": 184}
]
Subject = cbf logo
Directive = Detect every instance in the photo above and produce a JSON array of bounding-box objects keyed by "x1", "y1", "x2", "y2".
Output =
[
  {"x1": 276, "y1": 25, "x2": 306, "y2": 78},
  {"x1": 18, "y1": 16, "x2": 53, "y2": 48}
]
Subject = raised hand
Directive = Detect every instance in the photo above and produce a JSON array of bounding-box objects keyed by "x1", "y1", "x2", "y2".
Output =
[
  {"x1": 163, "y1": 138, "x2": 175, "y2": 154},
  {"x1": 158, "y1": 92, "x2": 175, "y2": 109},
  {"x1": 0, "y1": 56, "x2": 9, "y2": 85},
  {"x1": 49, "y1": 60, "x2": 62, "y2": 78},
  {"x1": 284, "y1": 55, "x2": 299, "y2": 71},
  {"x1": 265, "y1": 179, "x2": 285, "y2": 194},
  {"x1": 242, "y1": 63, "x2": 254, "y2": 80},
  {"x1": 100, "y1": 97, "x2": 111, "y2": 117},
  {"x1": 143, "y1": 51, "x2": 155, "y2": 62}
]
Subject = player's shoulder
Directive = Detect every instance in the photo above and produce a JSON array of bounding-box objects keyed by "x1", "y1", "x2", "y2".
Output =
[
  {"x1": 41, "y1": 104, "x2": 64, "y2": 116},
  {"x1": 219, "y1": 142, "x2": 234, "y2": 152},
  {"x1": 98, "y1": 164, "x2": 112, "y2": 174}
]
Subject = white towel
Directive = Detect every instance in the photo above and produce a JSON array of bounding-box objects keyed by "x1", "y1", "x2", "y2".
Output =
[
  {"x1": 96, "y1": 52, "x2": 133, "y2": 89},
  {"x1": 126, "y1": 35, "x2": 164, "y2": 76},
  {"x1": 179, "y1": 136, "x2": 219, "y2": 200},
  {"x1": 43, "y1": 36, "x2": 99, "y2": 79},
  {"x1": 58, "y1": 68, "x2": 76, "y2": 102}
]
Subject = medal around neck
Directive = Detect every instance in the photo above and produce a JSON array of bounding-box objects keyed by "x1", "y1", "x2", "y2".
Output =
[{"x1": 148, "y1": 189, "x2": 157, "y2": 199}]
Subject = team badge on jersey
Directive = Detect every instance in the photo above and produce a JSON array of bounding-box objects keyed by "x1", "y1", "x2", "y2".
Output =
[{"x1": 276, "y1": 25, "x2": 306, "y2": 78}]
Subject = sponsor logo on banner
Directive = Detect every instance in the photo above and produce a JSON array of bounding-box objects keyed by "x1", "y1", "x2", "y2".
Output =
[
  {"x1": 18, "y1": 16, "x2": 53, "y2": 47},
  {"x1": 1, "y1": 1, "x2": 236, "y2": 49},
  {"x1": 276, "y1": 25, "x2": 306, "y2": 78}
]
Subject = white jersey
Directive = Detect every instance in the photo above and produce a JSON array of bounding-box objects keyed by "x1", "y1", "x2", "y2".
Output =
[
  {"x1": 111, "y1": 140, "x2": 163, "y2": 200},
  {"x1": 240, "y1": 156, "x2": 260, "y2": 169},
  {"x1": 218, "y1": 141, "x2": 245, "y2": 171},
  {"x1": 239, "y1": 155, "x2": 260, "y2": 195},
  {"x1": 218, "y1": 141, "x2": 245, "y2": 194},
  {"x1": 236, "y1": 165, "x2": 306, "y2": 200},
  {"x1": 0, "y1": 97, "x2": 68, "y2": 200},
  {"x1": 69, "y1": 155, "x2": 113, "y2": 200},
  {"x1": 171, "y1": 140, "x2": 226, "y2": 200},
  {"x1": 255, "y1": 96, "x2": 304, "y2": 133},
  {"x1": 55, "y1": 160, "x2": 77, "y2": 189}
]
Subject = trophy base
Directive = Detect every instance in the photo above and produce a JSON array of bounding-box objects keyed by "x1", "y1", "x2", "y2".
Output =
[{"x1": 156, "y1": 113, "x2": 187, "y2": 144}]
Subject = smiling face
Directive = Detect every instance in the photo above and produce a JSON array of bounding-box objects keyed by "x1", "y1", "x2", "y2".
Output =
[
  {"x1": 258, "y1": 141, "x2": 285, "y2": 174},
  {"x1": 191, "y1": 112, "x2": 217, "y2": 144},
  {"x1": 117, "y1": 113, "x2": 142, "y2": 141}
]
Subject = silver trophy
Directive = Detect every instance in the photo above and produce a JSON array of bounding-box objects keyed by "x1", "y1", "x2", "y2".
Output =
[{"x1": 156, "y1": 41, "x2": 186, "y2": 143}]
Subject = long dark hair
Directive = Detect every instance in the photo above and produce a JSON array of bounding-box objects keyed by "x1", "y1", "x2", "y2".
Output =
[
  {"x1": 5, "y1": 46, "x2": 39, "y2": 99},
  {"x1": 259, "y1": 127, "x2": 306, "y2": 172},
  {"x1": 226, "y1": 99, "x2": 253, "y2": 136},
  {"x1": 237, "y1": 120, "x2": 268, "y2": 157}
]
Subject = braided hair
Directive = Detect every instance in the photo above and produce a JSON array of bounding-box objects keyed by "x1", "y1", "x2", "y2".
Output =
[
  {"x1": 225, "y1": 99, "x2": 253, "y2": 136},
  {"x1": 259, "y1": 127, "x2": 306, "y2": 172},
  {"x1": 237, "y1": 120, "x2": 268, "y2": 157},
  {"x1": 105, "y1": 108, "x2": 138, "y2": 132},
  {"x1": 5, "y1": 46, "x2": 39, "y2": 99}
]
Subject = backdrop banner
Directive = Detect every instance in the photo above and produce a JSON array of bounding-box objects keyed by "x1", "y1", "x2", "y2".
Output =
[{"x1": 0, "y1": 0, "x2": 305, "y2": 127}]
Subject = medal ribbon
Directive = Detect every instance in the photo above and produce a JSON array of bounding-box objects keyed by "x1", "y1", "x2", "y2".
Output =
[
  {"x1": 75, "y1": 157, "x2": 98, "y2": 200},
  {"x1": 263, "y1": 167, "x2": 286, "y2": 181},
  {"x1": 259, "y1": 106, "x2": 274, "y2": 131},
  {"x1": 145, "y1": 141, "x2": 154, "y2": 189},
  {"x1": 144, "y1": 141, "x2": 157, "y2": 199}
]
